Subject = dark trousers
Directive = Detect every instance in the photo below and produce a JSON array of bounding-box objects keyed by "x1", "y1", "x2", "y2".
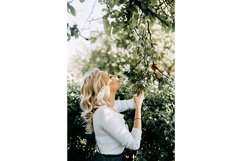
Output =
[{"x1": 91, "y1": 152, "x2": 125, "y2": 161}]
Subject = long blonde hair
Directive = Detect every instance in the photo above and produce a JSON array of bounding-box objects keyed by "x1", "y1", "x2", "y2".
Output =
[{"x1": 80, "y1": 69, "x2": 111, "y2": 134}]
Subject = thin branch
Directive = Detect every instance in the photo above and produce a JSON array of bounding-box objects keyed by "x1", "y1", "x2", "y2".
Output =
[
  {"x1": 75, "y1": 9, "x2": 85, "y2": 12},
  {"x1": 80, "y1": 0, "x2": 98, "y2": 34},
  {"x1": 88, "y1": 17, "x2": 103, "y2": 22},
  {"x1": 78, "y1": 26, "x2": 91, "y2": 31},
  {"x1": 134, "y1": 0, "x2": 170, "y2": 27},
  {"x1": 79, "y1": 34, "x2": 90, "y2": 41},
  {"x1": 158, "y1": 0, "x2": 162, "y2": 5},
  {"x1": 147, "y1": 21, "x2": 154, "y2": 47},
  {"x1": 133, "y1": 27, "x2": 139, "y2": 37}
]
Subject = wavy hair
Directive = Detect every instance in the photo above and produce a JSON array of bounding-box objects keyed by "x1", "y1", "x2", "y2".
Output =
[{"x1": 80, "y1": 69, "x2": 111, "y2": 134}]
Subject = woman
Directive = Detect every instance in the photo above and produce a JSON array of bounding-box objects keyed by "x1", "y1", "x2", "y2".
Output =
[{"x1": 80, "y1": 68, "x2": 144, "y2": 161}]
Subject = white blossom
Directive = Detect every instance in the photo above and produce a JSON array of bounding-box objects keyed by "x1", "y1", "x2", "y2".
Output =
[
  {"x1": 154, "y1": 80, "x2": 159, "y2": 85},
  {"x1": 164, "y1": 84, "x2": 169, "y2": 89},
  {"x1": 107, "y1": 17, "x2": 115, "y2": 24},
  {"x1": 112, "y1": 4, "x2": 125, "y2": 11},
  {"x1": 141, "y1": 80, "x2": 145, "y2": 85},
  {"x1": 140, "y1": 65, "x2": 145, "y2": 70},
  {"x1": 122, "y1": 64, "x2": 131, "y2": 73}
]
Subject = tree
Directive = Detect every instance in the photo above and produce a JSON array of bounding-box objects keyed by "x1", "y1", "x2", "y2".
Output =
[
  {"x1": 67, "y1": 0, "x2": 175, "y2": 160},
  {"x1": 67, "y1": 0, "x2": 175, "y2": 41},
  {"x1": 68, "y1": 23, "x2": 175, "y2": 161},
  {"x1": 68, "y1": 0, "x2": 174, "y2": 91}
]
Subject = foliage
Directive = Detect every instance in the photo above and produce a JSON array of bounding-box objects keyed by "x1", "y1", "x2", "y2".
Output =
[
  {"x1": 67, "y1": 0, "x2": 175, "y2": 160},
  {"x1": 67, "y1": 0, "x2": 174, "y2": 41},
  {"x1": 67, "y1": 24, "x2": 80, "y2": 41},
  {"x1": 68, "y1": 1, "x2": 175, "y2": 93},
  {"x1": 99, "y1": 0, "x2": 174, "y2": 94},
  {"x1": 68, "y1": 76, "x2": 96, "y2": 161},
  {"x1": 100, "y1": 0, "x2": 174, "y2": 33},
  {"x1": 78, "y1": 23, "x2": 174, "y2": 93},
  {"x1": 67, "y1": 2, "x2": 76, "y2": 16},
  {"x1": 68, "y1": 70, "x2": 175, "y2": 160}
]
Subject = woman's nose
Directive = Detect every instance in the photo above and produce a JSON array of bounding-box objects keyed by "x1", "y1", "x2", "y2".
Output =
[
  {"x1": 116, "y1": 75, "x2": 121, "y2": 79},
  {"x1": 111, "y1": 75, "x2": 118, "y2": 81}
]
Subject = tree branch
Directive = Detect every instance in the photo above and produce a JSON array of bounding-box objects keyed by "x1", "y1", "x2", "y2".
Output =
[
  {"x1": 147, "y1": 21, "x2": 154, "y2": 47},
  {"x1": 80, "y1": 0, "x2": 98, "y2": 34},
  {"x1": 134, "y1": 0, "x2": 170, "y2": 27},
  {"x1": 79, "y1": 34, "x2": 90, "y2": 41}
]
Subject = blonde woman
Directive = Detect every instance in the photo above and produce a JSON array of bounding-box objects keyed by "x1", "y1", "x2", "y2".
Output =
[{"x1": 80, "y1": 68, "x2": 144, "y2": 161}]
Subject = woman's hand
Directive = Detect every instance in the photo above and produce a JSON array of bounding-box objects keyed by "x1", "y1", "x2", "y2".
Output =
[
  {"x1": 133, "y1": 91, "x2": 144, "y2": 129},
  {"x1": 133, "y1": 91, "x2": 145, "y2": 109}
]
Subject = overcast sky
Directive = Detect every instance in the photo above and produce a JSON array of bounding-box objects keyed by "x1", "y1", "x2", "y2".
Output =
[{"x1": 67, "y1": 0, "x2": 104, "y2": 64}]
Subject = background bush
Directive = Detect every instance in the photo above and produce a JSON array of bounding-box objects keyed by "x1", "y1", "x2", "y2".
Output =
[
  {"x1": 68, "y1": 69, "x2": 175, "y2": 161},
  {"x1": 67, "y1": 0, "x2": 175, "y2": 160}
]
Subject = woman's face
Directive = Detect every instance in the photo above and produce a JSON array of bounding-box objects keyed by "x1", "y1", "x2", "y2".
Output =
[{"x1": 101, "y1": 71, "x2": 121, "y2": 91}]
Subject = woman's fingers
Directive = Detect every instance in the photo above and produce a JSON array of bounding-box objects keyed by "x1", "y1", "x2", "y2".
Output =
[{"x1": 138, "y1": 91, "x2": 145, "y2": 100}]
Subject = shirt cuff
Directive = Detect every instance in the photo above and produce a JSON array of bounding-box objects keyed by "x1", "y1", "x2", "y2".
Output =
[{"x1": 131, "y1": 128, "x2": 142, "y2": 140}]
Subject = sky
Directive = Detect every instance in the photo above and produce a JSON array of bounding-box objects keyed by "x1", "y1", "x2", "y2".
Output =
[{"x1": 67, "y1": 0, "x2": 104, "y2": 65}]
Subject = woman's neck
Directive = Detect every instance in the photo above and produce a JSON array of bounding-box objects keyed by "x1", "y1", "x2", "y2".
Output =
[{"x1": 108, "y1": 90, "x2": 116, "y2": 109}]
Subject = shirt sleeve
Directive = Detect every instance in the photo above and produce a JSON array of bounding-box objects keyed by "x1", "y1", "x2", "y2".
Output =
[
  {"x1": 115, "y1": 99, "x2": 135, "y2": 113},
  {"x1": 101, "y1": 108, "x2": 142, "y2": 150}
]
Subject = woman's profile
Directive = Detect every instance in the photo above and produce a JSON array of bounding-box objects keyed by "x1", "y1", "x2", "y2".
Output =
[{"x1": 80, "y1": 68, "x2": 144, "y2": 161}]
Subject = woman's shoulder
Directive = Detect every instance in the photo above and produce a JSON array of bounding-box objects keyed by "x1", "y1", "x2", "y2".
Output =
[
  {"x1": 94, "y1": 106, "x2": 119, "y2": 123},
  {"x1": 94, "y1": 106, "x2": 113, "y2": 117}
]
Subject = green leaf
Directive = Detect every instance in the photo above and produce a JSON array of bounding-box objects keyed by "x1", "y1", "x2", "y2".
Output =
[
  {"x1": 130, "y1": 5, "x2": 138, "y2": 13},
  {"x1": 151, "y1": 120, "x2": 156, "y2": 127},
  {"x1": 112, "y1": 27, "x2": 120, "y2": 34},
  {"x1": 67, "y1": 3, "x2": 76, "y2": 16},
  {"x1": 141, "y1": 2, "x2": 148, "y2": 10},
  {"x1": 117, "y1": 0, "x2": 125, "y2": 5},
  {"x1": 145, "y1": 119, "x2": 149, "y2": 126},
  {"x1": 103, "y1": 17, "x2": 111, "y2": 34},
  {"x1": 107, "y1": 0, "x2": 115, "y2": 8},
  {"x1": 142, "y1": 158, "x2": 147, "y2": 161},
  {"x1": 133, "y1": 13, "x2": 139, "y2": 22},
  {"x1": 111, "y1": 21, "x2": 116, "y2": 27},
  {"x1": 67, "y1": 33, "x2": 71, "y2": 41},
  {"x1": 130, "y1": 17, "x2": 138, "y2": 27},
  {"x1": 151, "y1": 0, "x2": 157, "y2": 5}
]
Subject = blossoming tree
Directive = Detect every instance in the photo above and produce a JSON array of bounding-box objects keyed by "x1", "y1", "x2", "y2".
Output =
[{"x1": 68, "y1": 0, "x2": 175, "y2": 160}]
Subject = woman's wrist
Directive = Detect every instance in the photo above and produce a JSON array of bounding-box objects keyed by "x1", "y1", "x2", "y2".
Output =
[
  {"x1": 134, "y1": 108, "x2": 141, "y2": 119},
  {"x1": 134, "y1": 110, "x2": 142, "y2": 129},
  {"x1": 134, "y1": 117, "x2": 141, "y2": 120}
]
